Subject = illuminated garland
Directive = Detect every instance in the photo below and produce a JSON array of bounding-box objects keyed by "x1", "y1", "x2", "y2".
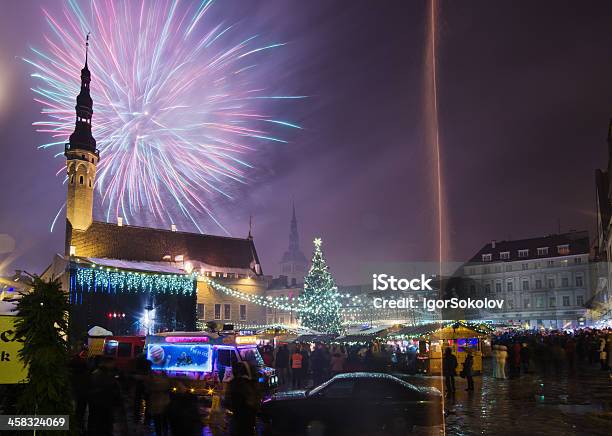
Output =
[
  {"x1": 203, "y1": 276, "x2": 365, "y2": 315},
  {"x1": 74, "y1": 265, "x2": 195, "y2": 295},
  {"x1": 203, "y1": 277, "x2": 311, "y2": 313}
]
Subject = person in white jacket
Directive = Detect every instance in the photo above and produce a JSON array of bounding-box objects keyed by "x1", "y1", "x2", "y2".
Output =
[{"x1": 492, "y1": 345, "x2": 499, "y2": 378}]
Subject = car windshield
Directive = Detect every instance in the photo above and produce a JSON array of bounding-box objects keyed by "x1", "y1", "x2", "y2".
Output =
[{"x1": 238, "y1": 347, "x2": 264, "y2": 366}]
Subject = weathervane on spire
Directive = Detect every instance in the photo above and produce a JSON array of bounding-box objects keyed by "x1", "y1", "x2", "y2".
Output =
[{"x1": 85, "y1": 32, "x2": 91, "y2": 65}]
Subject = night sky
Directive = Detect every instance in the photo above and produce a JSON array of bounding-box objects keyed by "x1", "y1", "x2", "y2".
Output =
[{"x1": 0, "y1": 1, "x2": 611, "y2": 284}]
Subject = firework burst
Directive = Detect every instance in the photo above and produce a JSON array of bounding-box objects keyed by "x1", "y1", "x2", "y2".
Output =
[{"x1": 25, "y1": 0, "x2": 303, "y2": 233}]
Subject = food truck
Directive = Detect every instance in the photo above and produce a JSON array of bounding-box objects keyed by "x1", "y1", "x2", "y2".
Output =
[
  {"x1": 388, "y1": 321, "x2": 492, "y2": 375},
  {"x1": 146, "y1": 331, "x2": 278, "y2": 396}
]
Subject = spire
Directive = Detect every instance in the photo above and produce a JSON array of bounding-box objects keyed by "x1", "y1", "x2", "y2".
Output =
[
  {"x1": 67, "y1": 33, "x2": 97, "y2": 154},
  {"x1": 247, "y1": 214, "x2": 253, "y2": 240},
  {"x1": 289, "y1": 201, "x2": 299, "y2": 251},
  {"x1": 281, "y1": 202, "x2": 307, "y2": 264}
]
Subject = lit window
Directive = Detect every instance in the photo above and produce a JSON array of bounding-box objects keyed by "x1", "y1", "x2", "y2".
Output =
[{"x1": 557, "y1": 245, "x2": 570, "y2": 255}]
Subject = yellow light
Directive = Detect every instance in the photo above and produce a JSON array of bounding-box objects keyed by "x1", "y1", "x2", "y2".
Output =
[{"x1": 235, "y1": 335, "x2": 257, "y2": 345}]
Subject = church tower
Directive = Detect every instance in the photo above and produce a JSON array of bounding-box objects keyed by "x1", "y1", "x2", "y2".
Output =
[
  {"x1": 65, "y1": 35, "x2": 98, "y2": 231},
  {"x1": 279, "y1": 203, "x2": 308, "y2": 285}
]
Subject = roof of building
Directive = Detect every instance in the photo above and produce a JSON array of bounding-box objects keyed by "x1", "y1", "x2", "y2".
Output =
[
  {"x1": 67, "y1": 221, "x2": 262, "y2": 273},
  {"x1": 466, "y1": 231, "x2": 589, "y2": 264}
]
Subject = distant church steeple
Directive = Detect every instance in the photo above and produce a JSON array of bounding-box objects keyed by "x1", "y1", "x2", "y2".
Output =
[
  {"x1": 280, "y1": 202, "x2": 307, "y2": 285},
  {"x1": 65, "y1": 33, "x2": 99, "y2": 234}
]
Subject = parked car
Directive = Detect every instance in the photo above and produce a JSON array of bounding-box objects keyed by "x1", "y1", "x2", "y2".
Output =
[{"x1": 261, "y1": 372, "x2": 442, "y2": 435}]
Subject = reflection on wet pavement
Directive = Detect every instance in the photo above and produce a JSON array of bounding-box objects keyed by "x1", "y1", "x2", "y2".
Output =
[{"x1": 127, "y1": 359, "x2": 611, "y2": 436}]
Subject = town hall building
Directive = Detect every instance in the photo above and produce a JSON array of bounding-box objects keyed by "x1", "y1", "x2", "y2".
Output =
[{"x1": 43, "y1": 41, "x2": 268, "y2": 336}]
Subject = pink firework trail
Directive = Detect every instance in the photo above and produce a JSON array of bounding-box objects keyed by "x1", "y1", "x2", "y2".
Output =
[{"x1": 25, "y1": 0, "x2": 304, "y2": 233}]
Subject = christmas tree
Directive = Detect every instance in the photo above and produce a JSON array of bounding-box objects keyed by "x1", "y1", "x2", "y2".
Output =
[{"x1": 299, "y1": 238, "x2": 342, "y2": 334}]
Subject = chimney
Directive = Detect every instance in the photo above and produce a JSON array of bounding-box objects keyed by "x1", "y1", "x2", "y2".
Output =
[
  {"x1": 117, "y1": 216, "x2": 123, "y2": 227},
  {"x1": 171, "y1": 224, "x2": 177, "y2": 232},
  {"x1": 492, "y1": 240, "x2": 496, "y2": 248}
]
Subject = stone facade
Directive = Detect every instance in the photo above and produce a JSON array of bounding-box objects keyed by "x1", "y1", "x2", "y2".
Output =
[{"x1": 461, "y1": 231, "x2": 591, "y2": 328}]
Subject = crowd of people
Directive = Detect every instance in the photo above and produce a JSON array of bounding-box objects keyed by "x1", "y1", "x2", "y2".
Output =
[
  {"x1": 69, "y1": 353, "x2": 201, "y2": 436},
  {"x1": 52, "y1": 327, "x2": 612, "y2": 435},
  {"x1": 258, "y1": 342, "x2": 386, "y2": 389},
  {"x1": 490, "y1": 327, "x2": 612, "y2": 379}
]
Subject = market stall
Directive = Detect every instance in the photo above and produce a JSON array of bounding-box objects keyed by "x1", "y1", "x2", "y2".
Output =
[{"x1": 387, "y1": 321, "x2": 493, "y2": 375}]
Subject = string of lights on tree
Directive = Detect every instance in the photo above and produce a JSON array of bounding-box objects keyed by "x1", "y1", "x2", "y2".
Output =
[
  {"x1": 74, "y1": 264, "x2": 195, "y2": 295},
  {"x1": 298, "y1": 238, "x2": 343, "y2": 334}
]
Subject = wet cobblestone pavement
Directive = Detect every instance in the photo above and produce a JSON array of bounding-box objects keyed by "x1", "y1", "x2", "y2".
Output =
[
  {"x1": 123, "y1": 359, "x2": 611, "y2": 436},
  {"x1": 405, "y1": 359, "x2": 612, "y2": 436}
]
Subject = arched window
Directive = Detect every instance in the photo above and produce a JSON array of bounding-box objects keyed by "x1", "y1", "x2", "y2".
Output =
[{"x1": 79, "y1": 175, "x2": 84, "y2": 185}]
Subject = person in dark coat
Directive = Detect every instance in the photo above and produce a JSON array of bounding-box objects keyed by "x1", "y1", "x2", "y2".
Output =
[
  {"x1": 275, "y1": 345, "x2": 290, "y2": 386},
  {"x1": 520, "y1": 343, "x2": 530, "y2": 374},
  {"x1": 226, "y1": 362, "x2": 262, "y2": 436},
  {"x1": 463, "y1": 350, "x2": 474, "y2": 391},
  {"x1": 88, "y1": 357, "x2": 124, "y2": 436},
  {"x1": 442, "y1": 347, "x2": 458, "y2": 396},
  {"x1": 69, "y1": 352, "x2": 90, "y2": 434}
]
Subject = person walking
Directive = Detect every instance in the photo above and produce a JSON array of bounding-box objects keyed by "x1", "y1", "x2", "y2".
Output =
[
  {"x1": 492, "y1": 345, "x2": 499, "y2": 378},
  {"x1": 443, "y1": 347, "x2": 458, "y2": 396},
  {"x1": 146, "y1": 371, "x2": 171, "y2": 436},
  {"x1": 330, "y1": 349, "x2": 346, "y2": 376},
  {"x1": 520, "y1": 343, "x2": 530, "y2": 374},
  {"x1": 291, "y1": 346, "x2": 304, "y2": 388},
  {"x1": 462, "y1": 350, "x2": 475, "y2": 391},
  {"x1": 275, "y1": 345, "x2": 290, "y2": 387},
  {"x1": 226, "y1": 362, "x2": 262, "y2": 436},
  {"x1": 497, "y1": 345, "x2": 508, "y2": 379},
  {"x1": 565, "y1": 338, "x2": 576, "y2": 376},
  {"x1": 599, "y1": 337, "x2": 608, "y2": 370}
]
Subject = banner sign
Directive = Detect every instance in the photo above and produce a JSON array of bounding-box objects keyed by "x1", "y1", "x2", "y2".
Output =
[
  {"x1": 147, "y1": 343, "x2": 212, "y2": 373},
  {"x1": 0, "y1": 315, "x2": 27, "y2": 384}
]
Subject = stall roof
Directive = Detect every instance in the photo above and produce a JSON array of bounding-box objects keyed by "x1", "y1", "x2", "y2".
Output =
[
  {"x1": 389, "y1": 321, "x2": 493, "y2": 340},
  {"x1": 295, "y1": 334, "x2": 337, "y2": 343}
]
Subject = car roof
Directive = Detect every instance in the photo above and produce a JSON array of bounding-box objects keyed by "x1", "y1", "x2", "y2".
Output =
[{"x1": 333, "y1": 372, "x2": 402, "y2": 381}]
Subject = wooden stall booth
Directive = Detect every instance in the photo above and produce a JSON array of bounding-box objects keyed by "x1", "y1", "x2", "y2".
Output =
[{"x1": 387, "y1": 321, "x2": 492, "y2": 375}]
